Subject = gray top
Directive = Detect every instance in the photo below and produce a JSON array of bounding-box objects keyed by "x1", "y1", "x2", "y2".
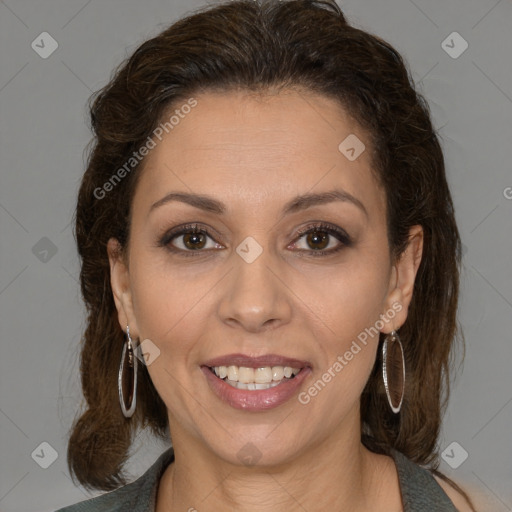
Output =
[{"x1": 55, "y1": 447, "x2": 458, "y2": 511}]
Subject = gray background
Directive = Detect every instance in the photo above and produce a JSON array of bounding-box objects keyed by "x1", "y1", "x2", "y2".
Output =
[{"x1": 0, "y1": 0, "x2": 511, "y2": 511}]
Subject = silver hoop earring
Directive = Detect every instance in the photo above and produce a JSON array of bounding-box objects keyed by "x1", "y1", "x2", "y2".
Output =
[
  {"x1": 118, "y1": 325, "x2": 138, "y2": 418},
  {"x1": 382, "y1": 330, "x2": 405, "y2": 414}
]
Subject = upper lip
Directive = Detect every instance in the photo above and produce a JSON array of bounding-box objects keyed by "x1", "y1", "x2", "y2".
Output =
[{"x1": 202, "y1": 353, "x2": 311, "y2": 369}]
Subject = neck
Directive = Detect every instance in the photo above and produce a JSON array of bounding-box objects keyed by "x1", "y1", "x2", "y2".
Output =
[{"x1": 157, "y1": 415, "x2": 399, "y2": 512}]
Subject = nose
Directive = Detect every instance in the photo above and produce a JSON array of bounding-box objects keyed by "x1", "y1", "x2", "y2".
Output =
[{"x1": 217, "y1": 242, "x2": 293, "y2": 333}]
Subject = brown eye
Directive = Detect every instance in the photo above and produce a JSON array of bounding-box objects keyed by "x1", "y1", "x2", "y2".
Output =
[
  {"x1": 305, "y1": 230, "x2": 329, "y2": 250},
  {"x1": 292, "y1": 222, "x2": 352, "y2": 256},
  {"x1": 182, "y1": 231, "x2": 207, "y2": 250},
  {"x1": 159, "y1": 223, "x2": 222, "y2": 255}
]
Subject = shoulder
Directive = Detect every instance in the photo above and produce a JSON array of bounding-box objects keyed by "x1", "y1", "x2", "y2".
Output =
[
  {"x1": 433, "y1": 475, "x2": 474, "y2": 512},
  {"x1": 390, "y1": 448, "x2": 470, "y2": 511},
  {"x1": 55, "y1": 447, "x2": 175, "y2": 512},
  {"x1": 54, "y1": 483, "x2": 140, "y2": 512}
]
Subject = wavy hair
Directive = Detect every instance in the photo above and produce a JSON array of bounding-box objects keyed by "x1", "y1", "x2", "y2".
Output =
[{"x1": 68, "y1": 1, "x2": 473, "y2": 508}]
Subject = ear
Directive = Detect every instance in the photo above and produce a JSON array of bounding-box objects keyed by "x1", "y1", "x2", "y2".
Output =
[
  {"x1": 107, "y1": 237, "x2": 140, "y2": 338},
  {"x1": 381, "y1": 225, "x2": 424, "y2": 333}
]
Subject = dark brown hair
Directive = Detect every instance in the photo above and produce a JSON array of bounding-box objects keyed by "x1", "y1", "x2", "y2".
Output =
[{"x1": 69, "y1": 0, "x2": 474, "y2": 508}]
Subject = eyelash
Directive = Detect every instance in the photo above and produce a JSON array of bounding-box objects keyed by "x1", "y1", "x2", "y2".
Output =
[
  {"x1": 294, "y1": 222, "x2": 352, "y2": 256},
  {"x1": 158, "y1": 222, "x2": 352, "y2": 258}
]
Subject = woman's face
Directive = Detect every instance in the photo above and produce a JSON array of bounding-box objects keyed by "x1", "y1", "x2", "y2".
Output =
[{"x1": 109, "y1": 88, "x2": 422, "y2": 466}]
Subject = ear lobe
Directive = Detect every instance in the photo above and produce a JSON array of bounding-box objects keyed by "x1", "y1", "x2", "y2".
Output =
[
  {"x1": 107, "y1": 237, "x2": 138, "y2": 335},
  {"x1": 382, "y1": 225, "x2": 424, "y2": 332}
]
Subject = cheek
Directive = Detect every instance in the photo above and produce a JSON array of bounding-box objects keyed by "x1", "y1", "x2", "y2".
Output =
[
  {"x1": 295, "y1": 270, "x2": 386, "y2": 424},
  {"x1": 129, "y1": 253, "x2": 206, "y2": 339},
  {"x1": 296, "y1": 249, "x2": 389, "y2": 395},
  {"x1": 129, "y1": 260, "x2": 210, "y2": 424},
  {"x1": 128, "y1": 255, "x2": 219, "y2": 405},
  {"x1": 295, "y1": 250, "x2": 390, "y2": 341}
]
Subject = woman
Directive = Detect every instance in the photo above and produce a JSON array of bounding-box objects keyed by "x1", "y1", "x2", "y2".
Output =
[{"x1": 57, "y1": 0, "x2": 477, "y2": 510}]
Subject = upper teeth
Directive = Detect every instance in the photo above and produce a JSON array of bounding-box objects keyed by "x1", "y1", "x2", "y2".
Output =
[{"x1": 212, "y1": 365, "x2": 301, "y2": 383}]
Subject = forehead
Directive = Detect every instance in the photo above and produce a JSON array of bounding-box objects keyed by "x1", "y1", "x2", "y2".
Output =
[{"x1": 133, "y1": 88, "x2": 384, "y2": 218}]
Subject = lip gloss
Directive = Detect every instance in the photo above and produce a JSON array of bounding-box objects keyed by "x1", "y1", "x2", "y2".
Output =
[{"x1": 201, "y1": 366, "x2": 311, "y2": 411}]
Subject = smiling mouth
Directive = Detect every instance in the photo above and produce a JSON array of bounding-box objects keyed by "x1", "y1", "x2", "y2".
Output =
[{"x1": 208, "y1": 365, "x2": 302, "y2": 390}]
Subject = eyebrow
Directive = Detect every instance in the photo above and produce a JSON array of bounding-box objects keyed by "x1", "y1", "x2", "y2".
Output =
[{"x1": 149, "y1": 189, "x2": 368, "y2": 218}]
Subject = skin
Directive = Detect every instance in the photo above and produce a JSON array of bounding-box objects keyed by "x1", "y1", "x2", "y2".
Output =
[{"x1": 108, "y1": 88, "x2": 426, "y2": 511}]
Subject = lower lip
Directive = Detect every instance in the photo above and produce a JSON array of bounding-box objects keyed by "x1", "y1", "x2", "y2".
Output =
[{"x1": 201, "y1": 366, "x2": 312, "y2": 411}]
